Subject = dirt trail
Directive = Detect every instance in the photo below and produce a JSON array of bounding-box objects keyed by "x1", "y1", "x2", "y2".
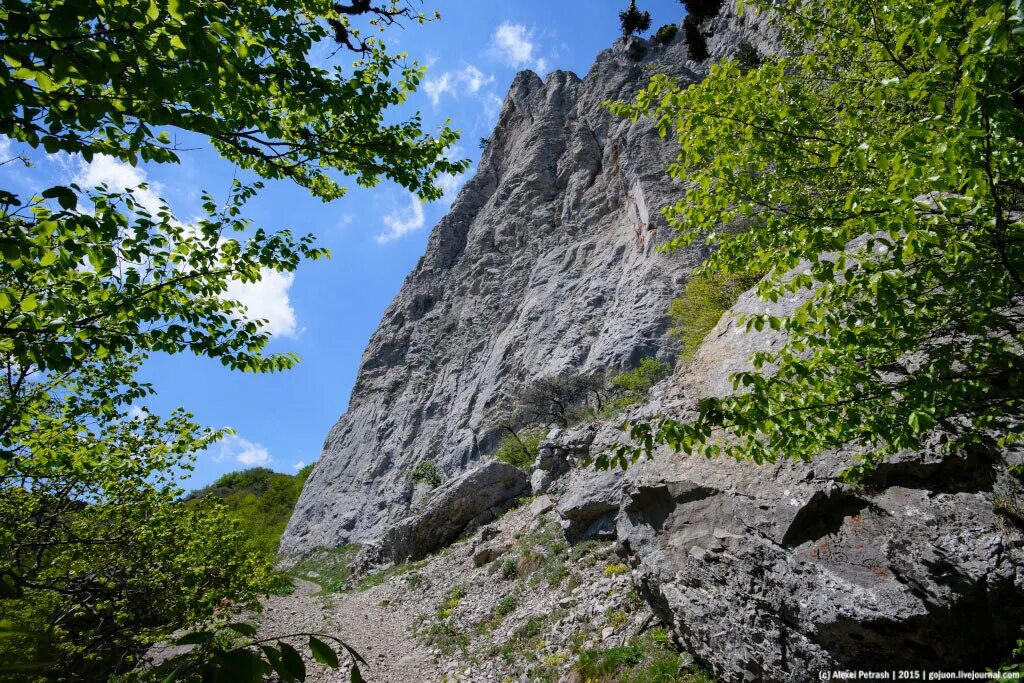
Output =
[{"x1": 258, "y1": 578, "x2": 441, "y2": 683}]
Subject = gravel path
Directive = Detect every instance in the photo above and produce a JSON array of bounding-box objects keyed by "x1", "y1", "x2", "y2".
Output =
[{"x1": 258, "y1": 579, "x2": 441, "y2": 683}]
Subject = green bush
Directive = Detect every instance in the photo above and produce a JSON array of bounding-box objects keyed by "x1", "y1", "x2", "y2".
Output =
[
  {"x1": 668, "y1": 271, "x2": 762, "y2": 362},
  {"x1": 653, "y1": 24, "x2": 679, "y2": 45},
  {"x1": 611, "y1": 358, "x2": 672, "y2": 395},
  {"x1": 494, "y1": 428, "x2": 545, "y2": 471},
  {"x1": 411, "y1": 460, "x2": 443, "y2": 489}
]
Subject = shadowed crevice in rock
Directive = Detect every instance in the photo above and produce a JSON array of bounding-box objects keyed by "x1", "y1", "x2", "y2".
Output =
[{"x1": 780, "y1": 489, "x2": 872, "y2": 548}]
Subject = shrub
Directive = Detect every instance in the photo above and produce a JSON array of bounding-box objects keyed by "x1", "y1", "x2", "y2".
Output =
[
  {"x1": 682, "y1": 15, "x2": 709, "y2": 62},
  {"x1": 604, "y1": 563, "x2": 630, "y2": 577},
  {"x1": 421, "y1": 621, "x2": 469, "y2": 655},
  {"x1": 668, "y1": 271, "x2": 762, "y2": 362},
  {"x1": 411, "y1": 460, "x2": 443, "y2": 489},
  {"x1": 653, "y1": 23, "x2": 679, "y2": 45},
  {"x1": 496, "y1": 593, "x2": 519, "y2": 617},
  {"x1": 611, "y1": 358, "x2": 672, "y2": 395},
  {"x1": 494, "y1": 428, "x2": 545, "y2": 471},
  {"x1": 619, "y1": 0, "x2": 652, "y2": 37},
  {"x1": 500, "y1": 558, "x2": 520, "y2": 580},
  {"x1": 735, "y1": 40, "x2": 763, "y2": 69}
]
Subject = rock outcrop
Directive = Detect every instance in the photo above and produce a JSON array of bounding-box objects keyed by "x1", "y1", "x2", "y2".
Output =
[
  {"x1": 281, "y1": 1, "x2": 782, "y2": 558},
  {"x1": 362, "y1": 461, "x2": 529, "y2": 565},
  {"x1": 539, "y1": 284, "x2": 1024, "y2": 681}
]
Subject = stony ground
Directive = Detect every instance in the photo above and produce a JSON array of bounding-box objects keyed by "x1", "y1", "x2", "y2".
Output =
[{"x1": 260, "y1": 497, "x2": 706, "y2": 683}]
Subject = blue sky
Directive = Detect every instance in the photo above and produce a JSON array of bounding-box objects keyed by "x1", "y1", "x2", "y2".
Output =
[{"x1": 5, "y1": 0, "x2": 686, "y2": 490}]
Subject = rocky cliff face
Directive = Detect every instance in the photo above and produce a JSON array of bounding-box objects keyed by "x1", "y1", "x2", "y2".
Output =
[{"x1": 281, "y1": 4, "x2": 780, "y2": 558}]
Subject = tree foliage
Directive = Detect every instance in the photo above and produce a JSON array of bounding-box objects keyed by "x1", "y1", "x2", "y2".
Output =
[
  {"x1": 185, "y1": 465, "x2": 315, "y2": 563},
  {"x1": 1, "y1": 0, "x2": 465, "y2": 201},
  {"x1": 0, "y1": 0, "x2": 462, "y2": 679},
  {"x1": 679, "y1": 0, "x2": 723, "y2": 21},
  {"x1": 605, "y1": 0, "x2": 1024, "y2": 477},
  {"x1": 682, "y1": 15, "x2": 710, "y2": 62},
  {"x1": 619, "y1": 0, "x2": 652, "y2": 37},
  {"x1": 0, "y1": 357, "x2": 269, "y2": 681}
]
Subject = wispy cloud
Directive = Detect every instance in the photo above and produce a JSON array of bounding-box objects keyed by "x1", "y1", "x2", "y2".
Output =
[
  {"x1": 216, "y1": 433, "x2": 272, "y2": 467},
  {"x1": 424, "y1": 72, "x2": 453, "y2": 106},
  {"x1": 377, "y1": 193, "x2": 425, "y2": 244},
  {"x1": 458, "y1": 65, "x2": 494, "y2": 94},
  {"x1": 423, "y1": 64, "x2": 495, "y2": 107},
  {"x1": 293, "y1": 460, "x2": 308, "y2": 471},
  {"x1": 492, "y1": 23, "x2": 548, "y2": 74},
  {"x1": 74, "y1": 154, "x2": 165, "y2": 215}
]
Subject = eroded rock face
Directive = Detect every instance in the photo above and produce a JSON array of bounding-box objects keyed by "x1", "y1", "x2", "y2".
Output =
[{"x1": 282, "y1": 2, "x2": 784, "y2": 558}]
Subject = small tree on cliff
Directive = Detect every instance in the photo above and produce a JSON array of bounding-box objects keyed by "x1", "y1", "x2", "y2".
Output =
[{"x1": 619, "y1": 0, "x2": 652, "y2": 37}]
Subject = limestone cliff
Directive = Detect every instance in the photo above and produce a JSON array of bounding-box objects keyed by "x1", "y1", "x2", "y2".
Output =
[{"x1": 281, "y1": 4, "x2": 780, "y2": 557}]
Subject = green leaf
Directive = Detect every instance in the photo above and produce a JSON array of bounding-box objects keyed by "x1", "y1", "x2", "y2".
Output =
[
  {"x1": 279, "y1": 642, "x2": 306, "y2": 682},
  {"x1": 309, "y1": 636, "x2": 339, "y2": 668}
]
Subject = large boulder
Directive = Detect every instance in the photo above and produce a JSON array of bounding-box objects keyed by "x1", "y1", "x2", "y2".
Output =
[{"x1": 373, "y1": 461, "x2": 529, "y2": 565}]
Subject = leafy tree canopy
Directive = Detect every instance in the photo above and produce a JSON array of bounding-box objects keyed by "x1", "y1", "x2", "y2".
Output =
[
  {"x1": 1, "y1": 0, "x2": 466, "y2": 201},
  {"x1": 0, "y1": 0, "x2": 462, "y2": 679},
  {"x1": 606, "y1": 0, "x2": 1024, "y2": 478}
]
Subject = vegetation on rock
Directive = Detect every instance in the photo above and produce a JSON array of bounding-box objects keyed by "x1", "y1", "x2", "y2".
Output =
[
  {"x1": 653, "y1": 23, "x2": 680, "y2": 45},
  {"x1": 668, "y1": 272, "x2": 763, "y2": 362},
  {"x1": 411, "y1": 460, "x2": 444, "y2": 489}
]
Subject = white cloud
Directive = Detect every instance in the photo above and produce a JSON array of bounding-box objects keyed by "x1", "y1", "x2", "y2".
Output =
[
  {"x1": 424, "y1": 66, "x2": 493, "y2": 106},
  {"x1": 492, "y1": 23, "x2": 548, "y2": 73},
  {"x1": 458, "y1": 65, "x2": 494, "y2": 94},
  {"x1": 224, "y1": 269, "x2": 298, "y2": 338},
  {"x1": 128, "y1": 405, "x2": 146, "y2": 420},
  {"x1": 376, "y1": 193, "x2": 425, "y2": 244},
  {"x1": 216, "y1": 433, "x2": 272, "y2": 467},
  {"x1": 424, "y1": 72, "x2": 453, "y2": 106},
  {"x1": 293, "y1": 460, "x2": 307, "y2": 471},
  {"x1": 0, "y1": 136, "x2": 12, "y2": 160},
  {"x1": 74, "y1": 154, "x2": 164, "y2": 215}
]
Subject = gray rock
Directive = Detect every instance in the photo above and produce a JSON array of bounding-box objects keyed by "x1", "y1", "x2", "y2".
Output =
[
  {"x1": 279, "y1": 7, "x2": 754, "y2": 558},
  {"x1": 529, "y1": 495, "x2": 554, "y2": 517},
  {"x1": 375, "y1": 461, "x2": 529, "y2": 564},
  {"x1": 556, "y1": 468, "x2": 625, "y2": 542}
]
